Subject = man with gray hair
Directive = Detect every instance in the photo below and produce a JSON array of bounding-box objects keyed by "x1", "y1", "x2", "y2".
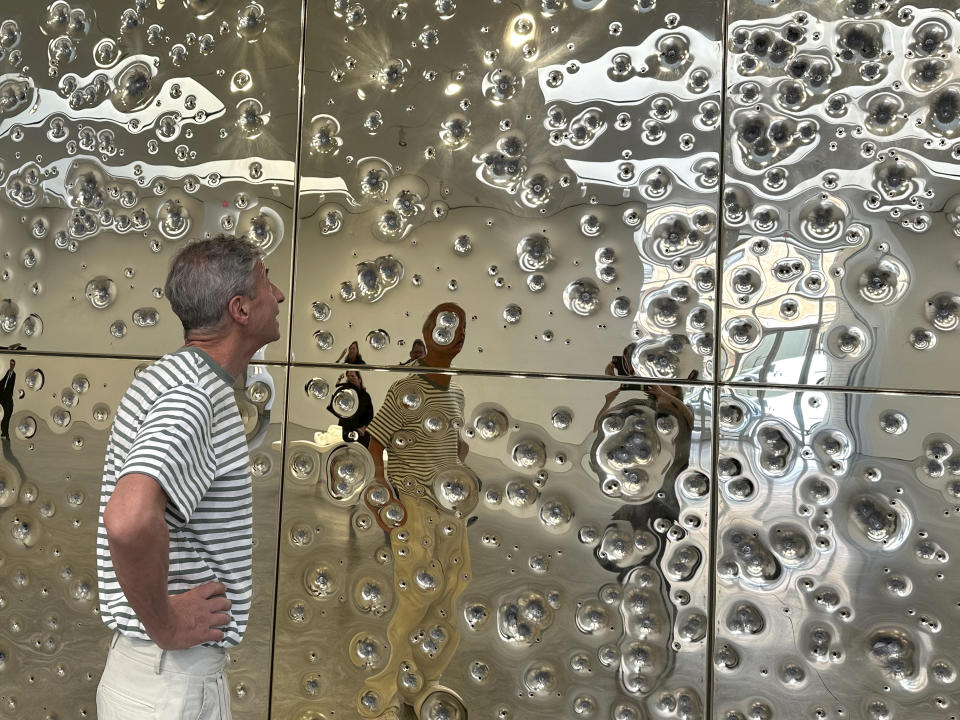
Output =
[{"x1": 96, "y1": 235, "x2": 284, "y2": 719}]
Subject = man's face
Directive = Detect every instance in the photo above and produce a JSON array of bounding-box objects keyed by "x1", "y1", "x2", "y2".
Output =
[{"x1": 247, "y1": 262, "x2": 285, "y2": 345}]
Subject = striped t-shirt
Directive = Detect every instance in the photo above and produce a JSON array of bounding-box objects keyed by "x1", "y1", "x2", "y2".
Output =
[
  {"x1": 367, "y1": 369, "x2": 465, "y2": 488},
  {"x1": 97, "y1": 347, "x2": 252, "y2": 647}
]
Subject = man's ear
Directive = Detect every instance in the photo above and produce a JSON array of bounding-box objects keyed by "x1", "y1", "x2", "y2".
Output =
[{"x1": 227, "y1": 294, "x2": 250, "y2": 325}]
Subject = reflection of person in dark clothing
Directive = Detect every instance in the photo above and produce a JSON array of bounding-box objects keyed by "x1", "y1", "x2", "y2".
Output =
[
  {"x1": 593, "y1": 348, "x2": 695, "y2": 697},
  {"x1": 0, "y1": 359, "x2": 15, "y2": 439},
  {"x1": 399, "y1": 338, "x2": 426, "y2": 366},
  {"x1": 337, "y1": 340, "x2": 366, "y2": 365},
  {"x1": 328, "y1": 370, "x2": 375, "y2": 447}
]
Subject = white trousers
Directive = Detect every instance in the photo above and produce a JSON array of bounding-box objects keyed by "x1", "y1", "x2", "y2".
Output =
[{"x1": 97, "y1": 632, "x2": 232, "y2": 720}]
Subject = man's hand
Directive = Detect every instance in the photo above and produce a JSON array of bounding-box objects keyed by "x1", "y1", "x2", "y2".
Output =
[
  {"x1": 105, "y1": 474, "x2": 232, "y2": 650},
  {"x1": 153, "y1": 582, "x2": 232, "y2": 650}
]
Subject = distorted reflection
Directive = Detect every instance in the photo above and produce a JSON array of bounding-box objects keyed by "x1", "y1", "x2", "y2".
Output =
[
  {"x1": 338, "y1": 340, "x2": 367, "y2": 365},
  {"x1": 594, "y1": 357, "x2": 699, "y2": 700},
  {"x1": 400, "y1": 339, "x2": 427, "y2": 366},
  {"x1": 359, "y1": 302, "x2": 474, "y2": 719},
  {"x1": 0, "y1": 359, "x2": 16, "y2": 439},
  {"x1": 328, "y1": 370, "x2": 375, "y2": 448}
]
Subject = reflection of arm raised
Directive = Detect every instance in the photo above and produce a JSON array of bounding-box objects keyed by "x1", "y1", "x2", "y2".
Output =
[
  {"x1": 364, "y1": 435, "x2": 407, "y2": 532},
  {"x1": 369, "y1": 435, "x2": 386, "y2": 483}
]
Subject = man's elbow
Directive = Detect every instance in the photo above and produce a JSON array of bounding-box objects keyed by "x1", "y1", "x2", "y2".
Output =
[
  {"x1": 104, "y1": 502, "x2": 135, "y2": 545},
  {"x1": 104, "y1": 498, "x2": 157, "y2": 546}
]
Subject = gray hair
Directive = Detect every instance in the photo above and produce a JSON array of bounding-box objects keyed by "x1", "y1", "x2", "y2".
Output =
[{"x1": 164, "y1": 235, "x2": 264, "y2": 335}]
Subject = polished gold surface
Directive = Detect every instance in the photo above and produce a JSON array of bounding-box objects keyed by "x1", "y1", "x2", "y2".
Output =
[
  {"x1": 0, "y1": 355, "x2": 284, "y2": 720},
  {"x1": 0, "y1": 0, "x2": 299, "y2": 361},
  {"x1": 291, "y1": 0, "x2": 723, "y2": 379},
  {"x1": 274, "y1": 366, "x2": 712, "y2": 719}
]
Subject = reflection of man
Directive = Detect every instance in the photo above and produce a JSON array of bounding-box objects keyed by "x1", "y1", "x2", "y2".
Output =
[
  {"x1": 360, "y1": 303, "x2": 473, "y2": 719},
  {"x1": 0, "y1": 359, "x2": 15, "y2": 439},
  {"x1": 596, "y1": 350, "x2": 695, "y2": 696},
  {"x1": 97, "y1": 236, "x2": 284, "y2": 719}
]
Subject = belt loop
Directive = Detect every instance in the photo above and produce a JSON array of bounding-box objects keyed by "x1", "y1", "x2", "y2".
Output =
[{"x1": 154, "y1": 648, "x2": 165, "y2": 675}]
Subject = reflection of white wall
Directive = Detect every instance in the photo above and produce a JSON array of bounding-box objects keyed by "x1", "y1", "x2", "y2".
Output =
[
  {"x1": 537, "y1": 33, "x2": 721, "y2": 106},
  {"x1": 248, "y1": 346, "x2": 275, "y2": 412}
]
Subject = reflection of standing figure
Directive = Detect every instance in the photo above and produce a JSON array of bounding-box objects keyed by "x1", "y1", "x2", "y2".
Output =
[
  {"x1": 337, "y1": 340, "x2": 366, "y2": 365},
  {"x1": 328, "y1": 370, "x2": 375, "y2": 447},
  {"x1": 0, "y1": 359, "x2": 16, "y2": 439},
  {"x1": 360, "y1": 304, "x2": 474, "y2": 720},
  {"x1": 593, "y1": 353, "x2": 697, "y2": 700},
  {"x1": 400, "y1": 339, "x2": 426, "y2": 366}
]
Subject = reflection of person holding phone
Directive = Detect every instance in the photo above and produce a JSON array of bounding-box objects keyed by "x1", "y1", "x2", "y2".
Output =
[
  {"x1": 594, "y1": 345, "x2": 696, "y2": 694},
  {"x1": 337, "y1": 340, "x2": 366, "y2": 365},
  {"x1": 327, "y1": 370, "x2": 375, "y2": 447},
  {"x1": 399, "y1": 338, "x2": 426, "y2": 366},
  {"x1": 359, "y1": 303, "x2": 473, "y2": 720},
  {"x1": 605, "y1": 344, "x2": 696, "y2": 426}
]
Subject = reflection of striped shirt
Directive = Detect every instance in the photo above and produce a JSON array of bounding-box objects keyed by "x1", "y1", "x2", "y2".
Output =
[
  {"x1": 367, "y1": 371, "x2": 465, "y2": 484},
  {"x1": 97, "y1": 347, "x2": 252, "y2": 647}
]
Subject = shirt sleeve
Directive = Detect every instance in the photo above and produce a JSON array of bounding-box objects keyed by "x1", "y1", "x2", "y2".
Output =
[
  {"x1": 366, "y1": 381, "x2": 404, "y2": 448},
  {"x1": 119, "y1": 385, "x2": 217, "y2": 526}
]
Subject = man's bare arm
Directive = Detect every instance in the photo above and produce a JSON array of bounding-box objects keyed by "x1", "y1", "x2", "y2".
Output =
[{"x1": 103, "y1": 473, "x2": 231, "y2": 650}]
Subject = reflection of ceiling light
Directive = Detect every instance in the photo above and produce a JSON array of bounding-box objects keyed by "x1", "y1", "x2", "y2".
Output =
[
  {"x1": 357, "y1": 89, "x2": 366, "y2": 100},
  {"x1": 507, "y1": 13, "x2": 535, "y2": 48},
  {"x1": 444, "y1": 82, "x2": 461, "y2": 96}
]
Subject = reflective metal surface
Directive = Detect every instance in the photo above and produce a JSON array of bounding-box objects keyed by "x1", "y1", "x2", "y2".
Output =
[
  {"x1": 274, "y1": 366, "x2": 712, "y2": 719},
  {"x1": 720, "y1": 0, "x2": 960, "y2": 391},
  {"x1": 0, "y1": 0, "x2": 299, "y2": 361},
  {"x1": 715, "y1": 386, "x2": 960, "y2": 719},
  {"x1": 0, "y1": 0, "x2": 957, "y2": 718},
  {"x1": 0, "y1": 355, "x2": 283, "y2": 719},
  {"x1": 292, "y1": 0, "x2": 724, "y2": 380}
]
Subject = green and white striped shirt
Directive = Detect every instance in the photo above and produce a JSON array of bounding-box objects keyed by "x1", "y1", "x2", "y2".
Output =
[
  {"x1": 367, "y1": 370, "x2": 465, "y2": 487},
  {"x1": 97, "y1": 347, "x2": 252, "y2": 647}
]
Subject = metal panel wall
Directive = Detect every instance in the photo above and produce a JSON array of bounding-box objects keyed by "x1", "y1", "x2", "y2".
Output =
[
  {"x1": 720, "y1": 0, "x2": 960, "y2": 392},
  {"x1": 0, "y1": 0, "x2": 956, "y2": 719},
  {"x1": 292, "y1": 0, "x2": 724, "y2": 380}
]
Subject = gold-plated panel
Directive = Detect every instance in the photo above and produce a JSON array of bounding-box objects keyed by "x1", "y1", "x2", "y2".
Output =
[
  {"x1": 0, "y1": 0, "x2": 300, "y2": 361},
  {"x1": 720, "y1": 0, "x2": 960, "y2": 391},
  {"x1": 292, "y1": 1, "x2": 723, "y2": 379},
  {"x1": 273, "y1": 367, "x2": 712, "y2": 719},
  {"x1": 715, "y1": 386, "x2": 960, "y2": 719},
  {"x1": 0, "y1": 354, "x2": 284, "y2": 720}
]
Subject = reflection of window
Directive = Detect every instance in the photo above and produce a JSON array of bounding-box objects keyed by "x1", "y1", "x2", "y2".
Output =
[{"x1": 741, "y1": 327, "x2": 826, "y2": 385}]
